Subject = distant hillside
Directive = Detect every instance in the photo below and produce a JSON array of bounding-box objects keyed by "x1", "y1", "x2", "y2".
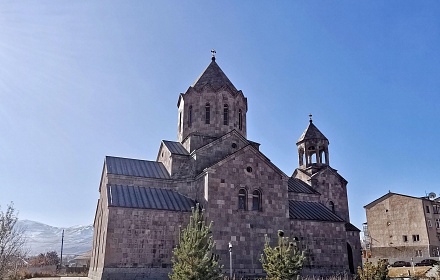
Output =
[{"x1": 17, "y1": 220, "x2": 93, "y2": 256}]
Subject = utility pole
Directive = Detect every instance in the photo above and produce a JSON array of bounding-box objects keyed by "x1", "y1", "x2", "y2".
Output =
[{"x1": 60, "y1": 230, "x2": 64, "y2": 268}]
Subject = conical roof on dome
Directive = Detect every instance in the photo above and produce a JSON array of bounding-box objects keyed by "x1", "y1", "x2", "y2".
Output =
[
  {"x1": 297, "y1": 120, "x2": 328, "y2": 144},
  {"x1": 191, "y1": 59, "x2": 238, "y2": 93}
]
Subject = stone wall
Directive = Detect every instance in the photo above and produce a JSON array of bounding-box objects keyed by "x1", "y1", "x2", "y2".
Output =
[
  {"x1": 193, "y1": 131, "x2": 249, "y2": 174},
  {"x1": 312, "y1": 169, "x2": 350, "y2": 221},
  {"x1": 290, "y1": 220, "x2": 350, "y2": 275},
  {"x1": 203, "y1": 146, "x2": 288, "y2": 273},
  {"x1": 103, "y1": 208, "x2": 190, "y2": 272},
  {"x1": 89, "y1": 173, "x2": 110, "y2": 280},
  {"x1": 178, "y1": 88, "x2": 247, "y2": 144},
  {"x1": 101, "y1": 267, "x2": 170, "y2": 280},
  {"x1": 181, "y1": 133, "x2": 217, "y2": 154}
]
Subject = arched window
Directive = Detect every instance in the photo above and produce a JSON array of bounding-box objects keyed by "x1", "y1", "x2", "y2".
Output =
[
  {"x1": 223, "y1": 104, "x2": 229, "y2": 125},
  {"x1": 238, "y1": 189, "x2": 247, "y2": 210},
  {"x1": 252, "y1": 190, "x2": 261, "y2": 211},
  {"x1": 238, "y1": 109, "x2": 242, "y2": 130},
  {"x1": 188, "y1": 106, "x2": 193, "y2": 127},
  {"x1": 205, "y1": 103, "x2": 210, "y2": 124},
  {"x1": 329, "y1": 201, "x2": 335, "y2": 213}
]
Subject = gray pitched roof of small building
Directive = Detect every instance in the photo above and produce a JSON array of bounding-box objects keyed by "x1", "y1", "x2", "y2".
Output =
[
  {"x1": 345, "y1": 222, "x2": 361, "y2": 232},
  {"x1": 191, "y1": 59, "x2": 238, "y2": 93},
  {"x1": 288, "y1": 178, "x2": 319, "y2": 194},
  {"x1": 107, "y1": 184, "x2": 195, "y2": 211},
  {"x1": 289, "y1": 200, "x2": 344, "y2": 222},
  {"x1": 162, "y1": 140, "x2": 189, "y2": 155},
  {"x1": 297, "y1": 120, "x2": 328, "y2": 143},
  {"x1": 106, "y1": 156, "x2": 170, "y2": 179}
]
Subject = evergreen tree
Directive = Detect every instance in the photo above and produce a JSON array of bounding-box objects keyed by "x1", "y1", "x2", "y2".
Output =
[
  {"x1": 260, "y1": 230, "x2": 305, "y2": 280},
  {"x1": 357, "y1": 259, "x2": 389, "y2": 280},
  {"x1": 169, "y1": 203, "x2": 223, "y2": 280}
]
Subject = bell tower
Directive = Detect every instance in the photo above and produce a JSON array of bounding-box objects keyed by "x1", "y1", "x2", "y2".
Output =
[
  {"x1": 296, "y1": 115, "x2": 329, "y2": 170},
  {"x1": 176, "y1": 52, "x2": 248, "y2": 152}
]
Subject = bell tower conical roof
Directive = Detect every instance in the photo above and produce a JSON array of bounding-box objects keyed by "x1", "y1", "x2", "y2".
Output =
[
  {"x1": 191, "y1": 57, "x2": 238, "y2": 94},
  {"x1": 297, "y1": 118, "x2": 328, "y2": 144}
]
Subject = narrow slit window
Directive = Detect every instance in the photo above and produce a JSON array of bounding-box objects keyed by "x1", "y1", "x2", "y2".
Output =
[
  {"x1": 205, "y1": 103, "x2": 210, "y2": 124},
  {"x1": 238, "y1": 189, "x2": 247, "y2": 210},
  {"x1": 188, "y1": 106, "x2": 193, "y2": 127},
  {"x1": 223, "y1": 104, "x2": 229, "y2": 125},
  {"x1": 179, "y1": 112, "x2": 182, "y2": 133},
  {"x1": 238, "y1": 109, "x2": 242, "y2": 130}
]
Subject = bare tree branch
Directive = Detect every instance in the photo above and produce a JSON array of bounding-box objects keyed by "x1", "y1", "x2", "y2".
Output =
[{"x1": 0, "y1": 203, "x2": 27, "y2": 279}]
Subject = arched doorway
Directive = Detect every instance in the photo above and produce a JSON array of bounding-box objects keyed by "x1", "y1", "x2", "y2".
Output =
[{"x1": 347, "y1": 243, "x2": 355, "y2": 274}]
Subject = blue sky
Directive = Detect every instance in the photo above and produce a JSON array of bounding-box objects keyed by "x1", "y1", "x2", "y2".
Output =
[{"x1": 0, "y1": 1, "x2": 439, "y2": 231}]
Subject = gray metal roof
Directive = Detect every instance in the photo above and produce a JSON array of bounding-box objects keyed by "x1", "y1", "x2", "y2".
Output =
[
  {"x1": 107, "y1": 184, "x2": 195, "y2": 211},
  {"x1": 288, "y1": 178, "x2": 318, "y2": 194},
  {"x1": 162, "y1": 140, "x2": 189, "y2": 155},
  {"x1": 106, "y1": 156, "x2": 170, "y2": 179},
  {"x1": 289, "y1": 200, "x2": 344, "y2": 222}
]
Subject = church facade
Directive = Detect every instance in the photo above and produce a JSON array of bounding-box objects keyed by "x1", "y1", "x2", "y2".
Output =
[{"x1": 88, "y1": 55, "x2": 361, "y2": 280}]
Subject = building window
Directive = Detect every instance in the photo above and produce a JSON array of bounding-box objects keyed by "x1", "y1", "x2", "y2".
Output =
[
  {"x1": 413, "y1": 235, "x2": 420, "y2": 242},
  {"x1": 403, "y1": 235, "x2": 408, "y2": 242},
  {"x1": 428, "y1": 220, "x2": 433, "y2": 227},
  {"x1": 238, "y1": 109, "x2": 243, "y2": 130},
  {"x1": 179, "y1": 112, "x2": 182, "y2": 133},
  {"x1": 188, "y1": 106, "x2": 193, "y2": 127},
  {"x1": 205, "y1": 103, "x2": 210, "y2": 124},
  {"x1": 223, "y1": 104, "x2": 229, "y2": 125},
  {"x1": 426, "y1": 205, "x2": 430, "y2": 213},
  {"x1": 238, "y1": 189, "x2": 247, "y2": 210},
  {"x1": 329, "y1": 201, "x2": 335, "y2": 213},
  {"x1": 252, "y1": 190, "x2": 261, "y2": 211},
  {"x1": 435, "y1": 205, "x2": 440, "y2": 214},
  {"x1": 415, "y1": 250, "x2": 423, "y2": 257},
  {"x1": 436, "y1": 219, "x2": 440, "y2": 229}
]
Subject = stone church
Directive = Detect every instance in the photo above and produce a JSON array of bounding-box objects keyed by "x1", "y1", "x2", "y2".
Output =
[{"x1": 88, "y1": 54, "x2": 362, "y2": 280}]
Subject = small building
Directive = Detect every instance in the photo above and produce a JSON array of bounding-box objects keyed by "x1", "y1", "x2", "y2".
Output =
[
  {"x1": 364, "y1": 192, "x2": 440, "y2": 263},
  {"x1": 69, "y1": 251, "x2": 91, "y2": 268}
]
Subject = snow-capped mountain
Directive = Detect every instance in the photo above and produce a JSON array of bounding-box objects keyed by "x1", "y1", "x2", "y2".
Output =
[{"x1": 17, "y1": 220, "x2": 93, "y2": 256}]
